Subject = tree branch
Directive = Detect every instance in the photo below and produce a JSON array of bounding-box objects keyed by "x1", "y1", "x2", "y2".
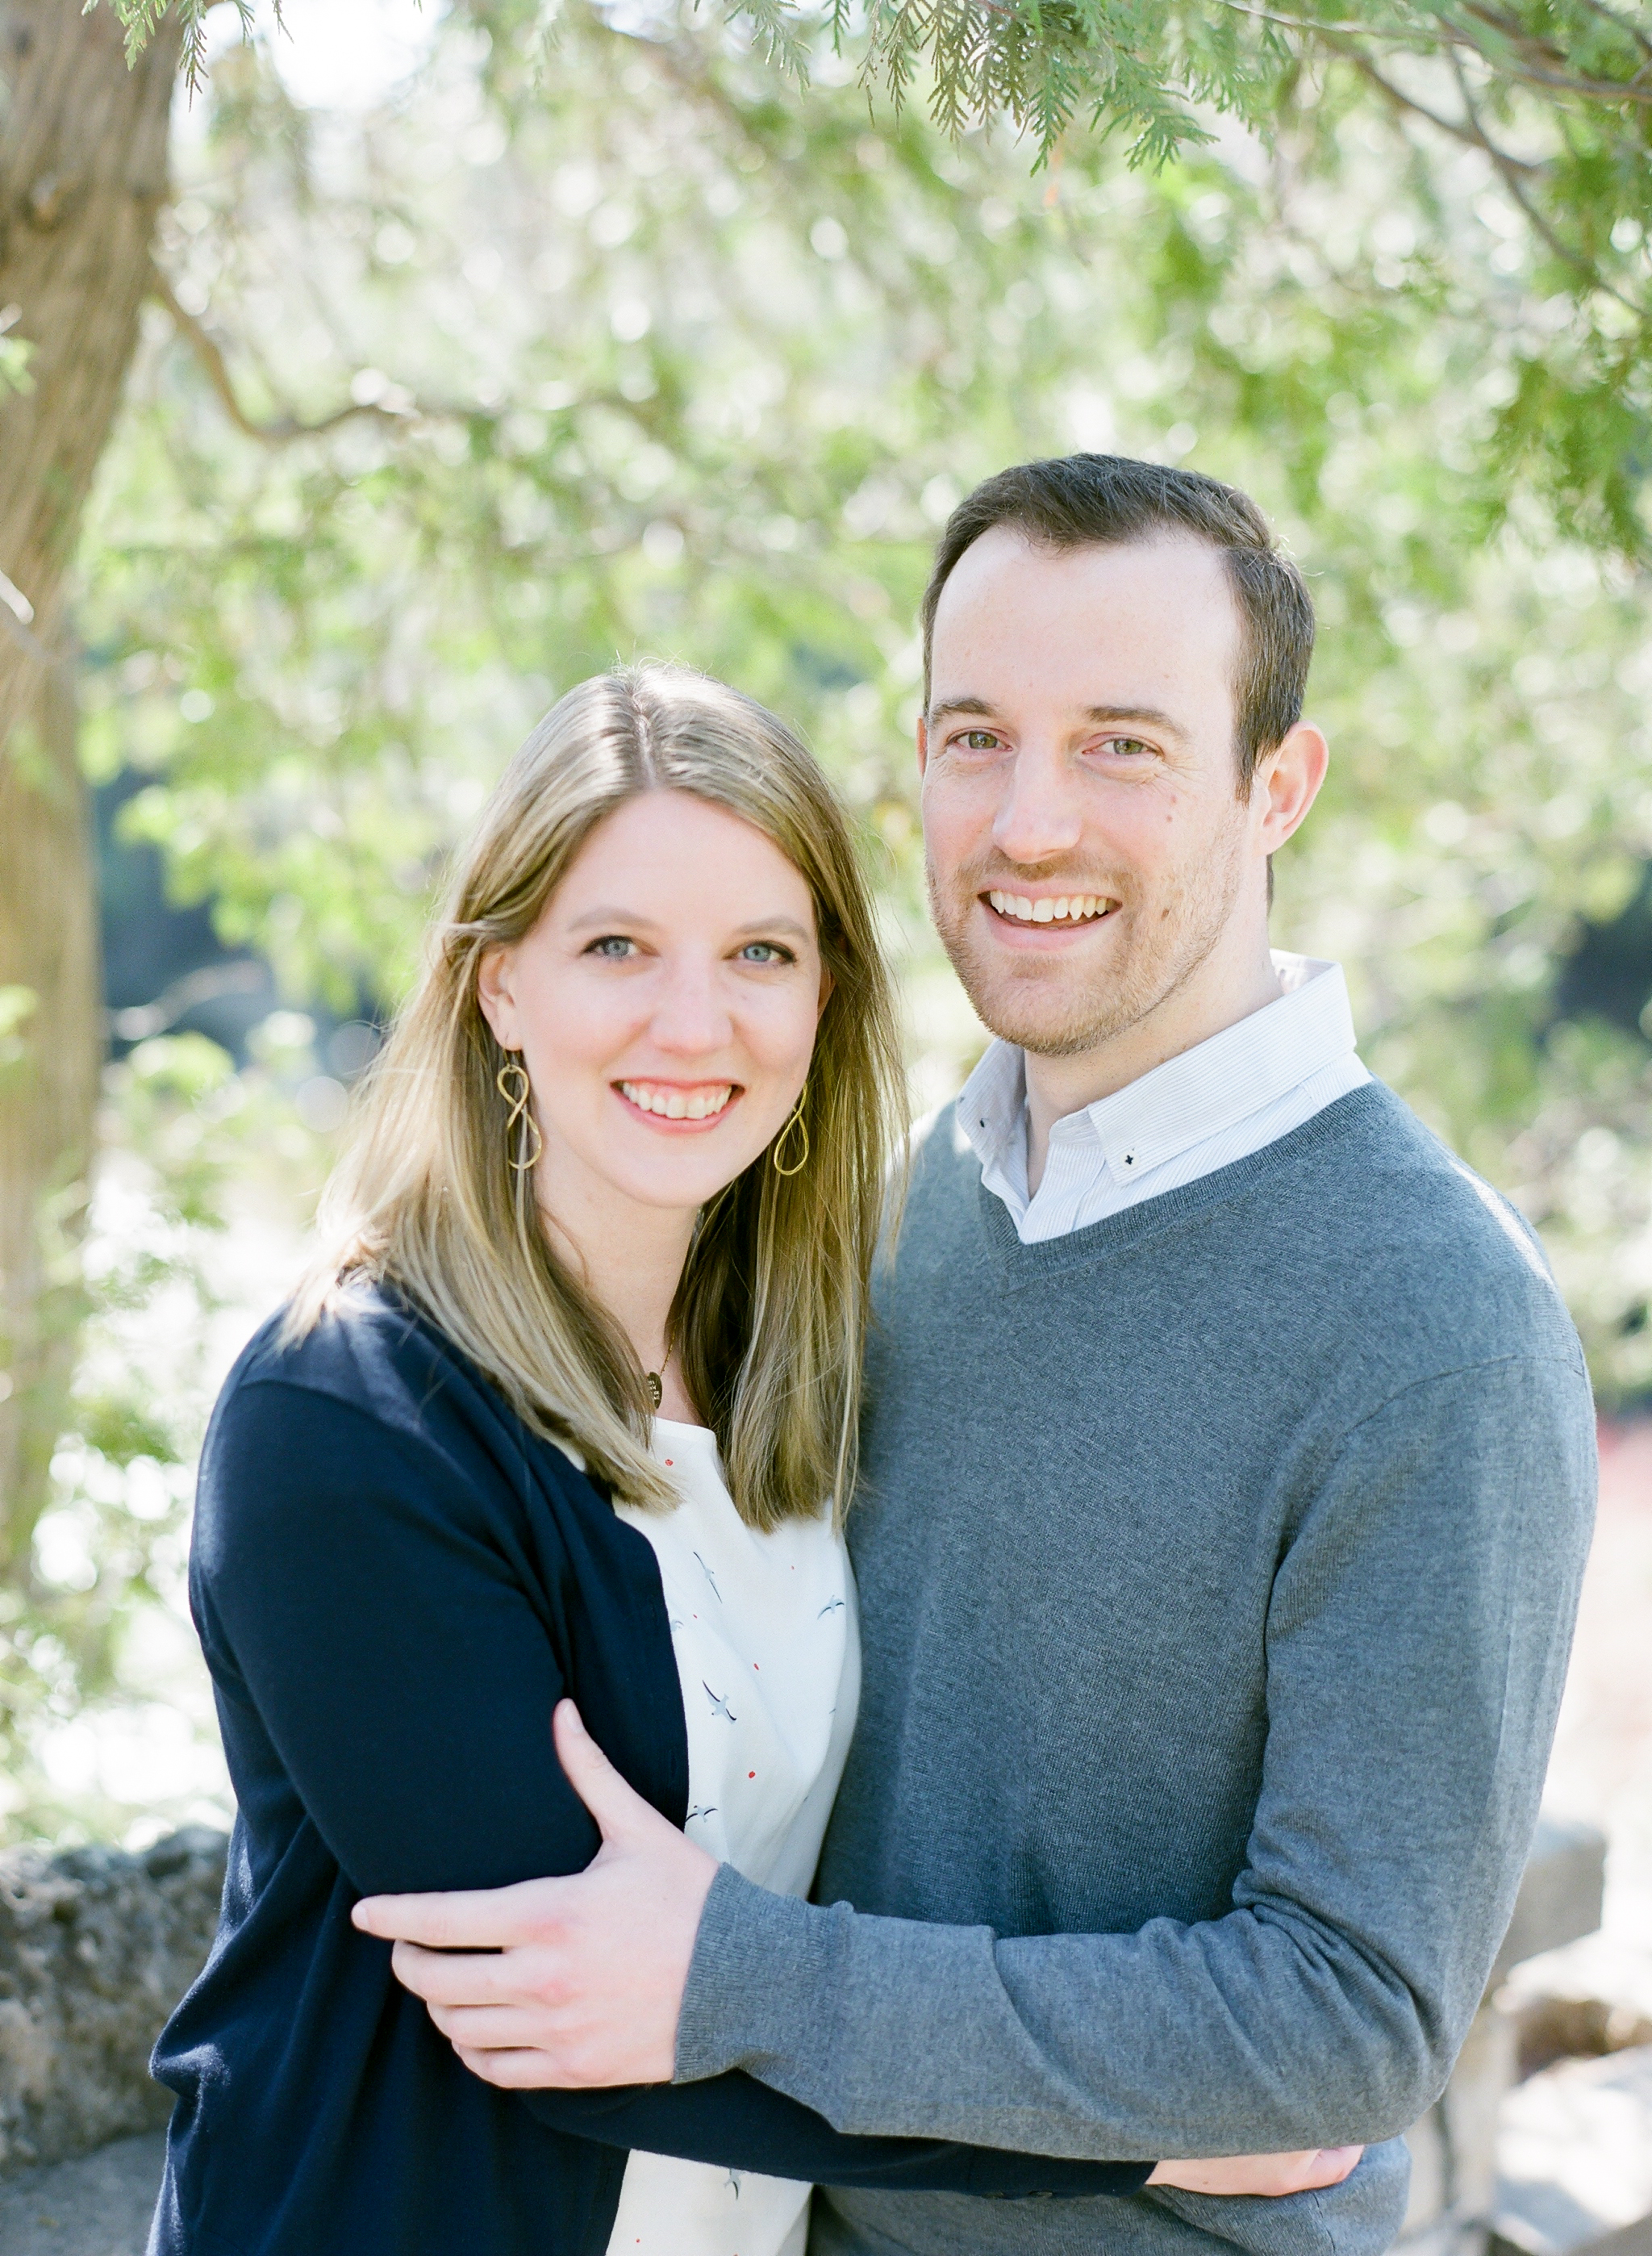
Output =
[
  {"x1": 1445, "y1": 45, "x2": 1646, "y2": 312},
  {"x1": 1320, "y1": 31, "x2": 1544, "y2": 162},
  {"x1": 1450, "y1": 0, "x2": 1652, "y2": 91},
  {"x1": 1217, "y1": 0, "x2": 1652, "y2": 105},
  {"x1": 0, "y1": 583, "x2": 71, "y2": 680},
  {"x1": 148, "y1": 261, "x2": 449, "y2": 443},
  {"x1": 1567, "y1": 0, "x2": 1652, "y2": 69}
]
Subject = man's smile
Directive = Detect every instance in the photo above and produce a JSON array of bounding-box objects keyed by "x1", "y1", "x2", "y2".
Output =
[{"x1": 984, "y1": 889, "x2": 1116, "y2": 926}]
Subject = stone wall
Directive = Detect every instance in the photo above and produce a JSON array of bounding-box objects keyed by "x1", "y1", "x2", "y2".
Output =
[
  {"x1": 1399, "y1": 1816, "x2": 1609, "y2": 2256},
  {"x1": 0, "y1": 1811, "x2": 1626, "y2": 2247},
  {"x1": 0, "y1": 1827, "x2": 227, "y2": 2175}
]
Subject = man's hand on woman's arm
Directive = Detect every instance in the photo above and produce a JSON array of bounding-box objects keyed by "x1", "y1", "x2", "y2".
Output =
[{"x1": 353, "y1": 1702, "x2": 1362, "y2": 2201}]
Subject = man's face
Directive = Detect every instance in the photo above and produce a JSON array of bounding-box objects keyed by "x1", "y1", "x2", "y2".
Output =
[{"x1": 919, "y1": 528, "x2": 1266, "y2": 1060}]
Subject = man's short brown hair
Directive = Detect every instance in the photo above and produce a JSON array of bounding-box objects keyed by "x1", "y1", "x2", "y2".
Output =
[{"x1": 920, "y1": 454, "x2": 1316, "y2": 793}]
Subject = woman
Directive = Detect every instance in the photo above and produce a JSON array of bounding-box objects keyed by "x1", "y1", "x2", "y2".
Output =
[{"x1": 152, "y1": 666, "x2": 1356, "y2": 2256}]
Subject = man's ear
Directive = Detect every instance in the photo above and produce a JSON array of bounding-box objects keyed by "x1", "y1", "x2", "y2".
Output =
[
  {"x1": 476, "y1": 942, "x2": 521, "y2": 1052},
  {"x1": 916, "y1": 712, "x2": 930, "y2": 779},
  {"x1": 1254, "y1": 721, "x2": 1329, "y2": 854}
]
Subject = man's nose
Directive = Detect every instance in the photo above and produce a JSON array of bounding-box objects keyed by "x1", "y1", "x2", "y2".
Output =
[{"x1": 991, "y1": 743, "x2": 1084, "y2": 867}]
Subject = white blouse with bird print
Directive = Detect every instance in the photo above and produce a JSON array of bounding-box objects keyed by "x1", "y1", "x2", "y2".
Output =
[{"x1": 607, "y1": 1417, "x2": 860, "y2": 2256}]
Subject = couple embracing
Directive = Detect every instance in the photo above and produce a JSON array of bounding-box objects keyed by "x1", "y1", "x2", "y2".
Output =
[{"x1": 150, "y1": 453, "x2": 1595, "y2": 2256}]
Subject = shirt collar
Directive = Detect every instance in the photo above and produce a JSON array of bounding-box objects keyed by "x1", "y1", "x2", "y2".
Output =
[{"x1": 955, "y1": 955, "x2": 1359, "y2": 1186}]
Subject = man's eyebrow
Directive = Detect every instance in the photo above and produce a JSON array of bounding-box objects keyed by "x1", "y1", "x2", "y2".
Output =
[
  {"x1": 927, "y1": 695, "x2": 1003, "y2": 725},
  {"x1": 928, "y1": 696, "x2": 1190, "y2": 742},
  {"x1": 1083, "y1": 704, "x2": 1189, "y2": 742}
]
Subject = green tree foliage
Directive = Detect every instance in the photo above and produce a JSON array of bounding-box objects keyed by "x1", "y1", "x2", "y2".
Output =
[
  {"x1": 106, "y1": 0, "x2": 1652, "y2": 550},
  {"x1": 14, "y1": 0, "x2": 1652, "y2": 1839}
]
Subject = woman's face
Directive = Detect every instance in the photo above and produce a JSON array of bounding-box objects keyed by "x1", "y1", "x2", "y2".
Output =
[{"x1": 477, "y1": 789, "x2": 831, "y2": 1221}]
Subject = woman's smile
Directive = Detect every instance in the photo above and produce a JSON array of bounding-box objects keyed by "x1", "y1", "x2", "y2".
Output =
[{"x1": 615, "y1": 1078, "x2": 740, "y2": 1128}]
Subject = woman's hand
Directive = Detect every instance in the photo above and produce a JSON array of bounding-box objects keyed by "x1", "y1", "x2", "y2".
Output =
[{"x1": 1147, "y1": 2148, "x2": 1364, "y2": 2197}]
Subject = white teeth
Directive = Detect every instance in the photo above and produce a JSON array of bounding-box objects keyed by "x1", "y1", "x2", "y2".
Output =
[
  {"x1": 620, "y1": 1081, "x2": 733, "y2": 1119},
  {"x1": 987, "y1": 890, "x2": 1112, "y2": 925}
]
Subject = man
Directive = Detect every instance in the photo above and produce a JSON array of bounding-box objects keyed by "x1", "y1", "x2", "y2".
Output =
[{"x1": 358, "y1": 455, "x2": 1596, "y2": 2256}]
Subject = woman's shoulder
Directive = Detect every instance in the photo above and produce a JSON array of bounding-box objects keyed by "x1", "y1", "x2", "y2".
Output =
[
  {"x1": 227, "y1": 1278, "x2": 449, "y2": 1423},
  {"x1": 200, "y1": 1280, "x2": 595, "y2": 1547},
  {"x1": 214, "y1": 1278, "x2": 566, "y2": 1489}
]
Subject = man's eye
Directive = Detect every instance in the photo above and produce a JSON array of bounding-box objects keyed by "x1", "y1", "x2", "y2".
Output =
[
  {"x1": 956, "y1": 730, "x2": 1002, "y2": 753},
  {"x1": 585, "y1": 935, "x2": 636, "y2": 959},
  {"x1": 738, "y1": 942, "x2": 795, "y2": 964},
  {"x1": 1101, "y1": 737, "x2": 1153, "y2": 758}
]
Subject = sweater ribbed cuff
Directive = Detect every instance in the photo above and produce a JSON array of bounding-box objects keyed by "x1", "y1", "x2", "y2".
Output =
[{"x1": 674, "y1": 1863, "x2": 841, "y2": 2085}]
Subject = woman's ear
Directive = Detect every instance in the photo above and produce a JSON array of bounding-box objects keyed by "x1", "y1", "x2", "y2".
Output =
[
  {"x1": 816, "y1": 964, "x2": 835, "y2": 1016},
  {"x1": 476, "y1": 942, "x2": 521, "y2": 1051}
]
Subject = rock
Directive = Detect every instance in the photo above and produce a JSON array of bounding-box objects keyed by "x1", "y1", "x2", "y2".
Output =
[
  {"x1": 0, "y1": 1828, "x2": 227, "y2": 2179},
  {"x1": 0, "y1": 2129, "x2": 165, "y2": 2255},
  {"x1": 1492, "y1": 1819, "x2": 1608, "y2": 1983},
  {"x1": 1400, "y1": 1817, "x2": 1610, "y2": 2256},
  {"x1": 1494, "y1": 2043, "x2": 1652, "y2": 2256}
]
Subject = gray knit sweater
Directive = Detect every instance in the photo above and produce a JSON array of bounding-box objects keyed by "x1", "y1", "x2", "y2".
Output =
[{"x1": 674, "y1": 1083, "x2": 1596, "y2": 2256}]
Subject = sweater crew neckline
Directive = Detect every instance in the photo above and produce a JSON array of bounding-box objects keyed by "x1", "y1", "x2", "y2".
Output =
[{"x1": 970, "y1": 1080, "x2": 1397, "y2": 1285}]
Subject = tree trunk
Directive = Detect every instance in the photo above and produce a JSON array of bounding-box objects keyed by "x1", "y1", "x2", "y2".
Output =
[{"x1": 0, "y1": 0, "x2": 180, "y2": 1569}]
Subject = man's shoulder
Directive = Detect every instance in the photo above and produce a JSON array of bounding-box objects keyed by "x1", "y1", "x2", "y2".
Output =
[
  {"x1": 885, "y1": 1101, "x2": 986, "y2": 1257},
  {"x1": 1271, "y1": 1083, "x2": 1583, "y2": 1373}
]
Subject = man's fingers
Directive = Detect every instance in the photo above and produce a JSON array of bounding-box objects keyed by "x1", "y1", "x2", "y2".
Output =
[
  {"x1": 386, "y1": 1939, "x2": 532, "y2": 2006},
  {"x1": 553, "y1": 1698, "x2": 666, "y2": 1843},
  {"x1": 1302, "y1": 2146, "x2": 1363, "y2": 2190},
  {"x1": 352, "y1": 1876, "x2": 557, "y2": 1949},
  {"x1": 1148, "y1": 2146, "x2": 1366, "y2": 2198},
  {"x1": 454, "y1": 2043, "x2": 575, "y2": 2090},
  {"x1": 427, "y1": 2000, "x2": 554, "y2": 2048}
]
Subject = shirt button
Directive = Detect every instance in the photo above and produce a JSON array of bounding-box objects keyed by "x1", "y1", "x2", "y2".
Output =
[{"x1": 1123, "y1": 1151, "x2": 1135, "y2": 1167}]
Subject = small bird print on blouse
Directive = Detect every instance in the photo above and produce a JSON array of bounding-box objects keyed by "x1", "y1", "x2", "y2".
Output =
[
  {"x1": 725, "y1": 2170, "x2": 743, "y2": 2199},
  {"x1": 686, "y1": 1803, "x2": 719, "y2": 1824},
  {"x1": 817, "y1": 1594, "x2": 845, "y2": 1619},
  {"x1": 703, "y1": 1682, "x2": 737, "y2": 1723},
  {"x1": 693, "y1": 1552, "x2": 723, "y2": 1602}
]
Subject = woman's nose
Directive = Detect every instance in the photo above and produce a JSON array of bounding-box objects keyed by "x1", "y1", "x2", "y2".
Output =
[{"x1": 648, "y1": 964, "x2": 733, "y2": 1055}]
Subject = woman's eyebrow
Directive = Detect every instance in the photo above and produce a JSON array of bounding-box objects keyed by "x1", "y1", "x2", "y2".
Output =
[
  {"x1": 730, "y1": 917, "x2": 813, "y2": 942},
  {"x1": 562, "y1": 906, "x2": 814, "y2": 941},
  {"x1": 564, "y1": 904, "x2": 661, "y2": 931}
]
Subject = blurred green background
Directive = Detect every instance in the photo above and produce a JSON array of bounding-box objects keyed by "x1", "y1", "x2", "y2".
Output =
[{"x1": 3, "y1": 0, "x2": 1652, "y2": 1859}]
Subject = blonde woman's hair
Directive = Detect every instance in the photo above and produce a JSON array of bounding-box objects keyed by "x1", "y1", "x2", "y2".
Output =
[{"x1": 286, "y1": 664, "x2": 907, "y2": 1530}]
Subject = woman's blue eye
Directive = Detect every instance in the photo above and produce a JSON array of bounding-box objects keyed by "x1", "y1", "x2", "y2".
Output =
[
  {"x1": 739, "y1": 942, "x2": 793, "y2": 964},
  {"x1": 586, "y1": 936, "x2": 636, "y2": 959}
]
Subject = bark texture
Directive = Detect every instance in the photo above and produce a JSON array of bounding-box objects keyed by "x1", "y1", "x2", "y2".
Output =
[{"x1": 0, "y1": 0, "x2": 180, "y2": 1563}]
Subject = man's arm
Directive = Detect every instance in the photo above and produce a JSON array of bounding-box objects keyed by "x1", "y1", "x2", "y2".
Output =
[
  {"x1": 671, "y1": 1355, "x2": 1595, "y2": 2158},
  {"x1": 203, "y1": 1377, "x2": 1155, "y2": 2195}
]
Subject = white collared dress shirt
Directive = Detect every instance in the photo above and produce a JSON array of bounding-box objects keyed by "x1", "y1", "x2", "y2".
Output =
[{"x1": 957, "y1": 952, "x2": 1370, "y2": 1246}]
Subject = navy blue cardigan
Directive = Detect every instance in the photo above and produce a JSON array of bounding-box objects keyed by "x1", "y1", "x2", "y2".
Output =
[{"x1": 151, "y1": 1287, "x2": 1150, "y2": 2255}]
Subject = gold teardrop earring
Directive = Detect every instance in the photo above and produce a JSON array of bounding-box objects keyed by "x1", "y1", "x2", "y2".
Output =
[
  {"x1": 770, "y1": 1082, "x2": 809, "y2": 1177},
  {"x1": 495, "y1": 1055, "x2": 544, "y2": 1173}
]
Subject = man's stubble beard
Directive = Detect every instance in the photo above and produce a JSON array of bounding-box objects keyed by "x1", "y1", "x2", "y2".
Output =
[{"x1": 927, "y1": 822, "x2": 1249, "y2": 1061}]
